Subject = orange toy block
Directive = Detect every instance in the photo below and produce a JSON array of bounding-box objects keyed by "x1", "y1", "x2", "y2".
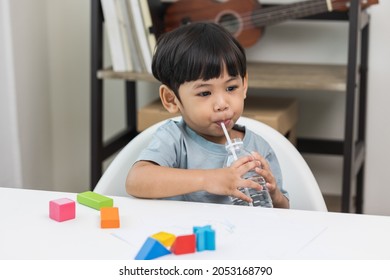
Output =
[
  {"x1": 171, "y1": 234, "x2": 196, "y2": 255},
  {"x1": 100, "y1": 207, "x2": 120, "y2": 228}
]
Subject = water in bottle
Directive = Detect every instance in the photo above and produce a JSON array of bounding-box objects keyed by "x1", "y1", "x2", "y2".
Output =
[{"x1": 224, "y1": 138, "x2": 273, "y2": 208}]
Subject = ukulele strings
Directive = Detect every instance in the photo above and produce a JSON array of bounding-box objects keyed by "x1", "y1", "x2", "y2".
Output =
[
  {"x1": 179, "y1": 0, "x2": 350, "y2": 31},
  {"x1": 248, "y1": 0, "x2": 329, "y2": 27},
  {"x1": 220, "y1": 0, "x2": 330, "y2": 28},
  {"x1": 229, "y1": 0, "x2": 374, "y2": 31}
]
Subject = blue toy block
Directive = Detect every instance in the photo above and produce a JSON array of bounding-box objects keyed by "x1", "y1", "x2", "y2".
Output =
[
  {"x1": 193, "y1": 225, "x2": 216, "y2": 251},
  {"x1": 135, "y1": 237, "x2": 171, "y2": 260}
]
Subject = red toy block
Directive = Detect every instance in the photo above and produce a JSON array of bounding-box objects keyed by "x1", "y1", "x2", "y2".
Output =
[
  {"x1": 100, "y1": 207, "x2": 120, "y2": 228},
  {"x1": 171, "y1": 234, "x2": 196, "y2": 255},
  {"x1": 49, "y1": 198, "x2": 75, "y2": 222}
]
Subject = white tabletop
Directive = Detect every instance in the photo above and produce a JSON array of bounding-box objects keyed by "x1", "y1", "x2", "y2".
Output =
[{"x1": 1, "y1": 187, "x2": 390, "y2": 260}]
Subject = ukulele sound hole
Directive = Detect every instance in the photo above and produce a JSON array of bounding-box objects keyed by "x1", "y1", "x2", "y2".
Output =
[{"x1": 216, "y1": 12, "x2": 242, "y2": 36}]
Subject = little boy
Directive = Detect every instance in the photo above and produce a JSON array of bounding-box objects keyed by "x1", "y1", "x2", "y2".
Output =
[{"x1": 126, "y1": 22, "x2": 289, "y2": 208}]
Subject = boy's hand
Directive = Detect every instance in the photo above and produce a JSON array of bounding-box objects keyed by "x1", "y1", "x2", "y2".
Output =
[
  {"x1": 204, "y1": 155, "x2": 262, "y2": 203},
  {"x1": 250, "y1": 152, "x2": 288, "y2": 208},
  {"x1": 250, "y1": 152, "x2": 277, "y2": 194}
]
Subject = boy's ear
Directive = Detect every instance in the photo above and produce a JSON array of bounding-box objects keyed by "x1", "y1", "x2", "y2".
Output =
[
  {"x1": 159, "y1": 85, "x2": 180, "y2": 113},
  {"x1": 243, "y1": 73, "x2": 249, "y2": 99}
]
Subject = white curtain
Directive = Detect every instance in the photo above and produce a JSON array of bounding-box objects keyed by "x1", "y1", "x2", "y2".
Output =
[{"x1": 0, "y1": 0, "x2": 23, "y2": 188}]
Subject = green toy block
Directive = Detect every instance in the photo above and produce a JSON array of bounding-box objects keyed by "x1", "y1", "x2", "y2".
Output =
[{"x1": 77, "y1": 191, "x2": 113, "y2": 210}]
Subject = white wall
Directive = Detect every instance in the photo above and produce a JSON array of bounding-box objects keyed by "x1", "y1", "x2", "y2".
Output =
[
  {"x1": 46, "y1": 0, "x2": 90, "y2": 192},
  {"x1": 364, "y1": 2, "x2": 390, "y2": 215},
  {"x1": 46, "y1": 0, "x2": 158, "y2": 191},
  {"x1": 3, "y1": 0, "x2": 389, "y2": 214},
  {"x1": 0, "y1": 0, "x2": 53, "y2": 190}
]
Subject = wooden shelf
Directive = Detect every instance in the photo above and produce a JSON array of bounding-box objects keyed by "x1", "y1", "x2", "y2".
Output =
[
  {"x1": 247, "y1": 62, "x2": 346, "y2": 91},
  {"x1": 97, "y1": 68, "x2": 157, "y2": 83},
  {"x1": 98, "y1": 62, "x2": 347, "y2": 92}
]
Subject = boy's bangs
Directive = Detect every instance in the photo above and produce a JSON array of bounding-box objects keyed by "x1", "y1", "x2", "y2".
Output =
[
  {"x1": 176, "y1": 41, "x2": 245, "y2": 84},
  {"x1": 152, "y1": 22, "x2": 247, "y2": 95}
]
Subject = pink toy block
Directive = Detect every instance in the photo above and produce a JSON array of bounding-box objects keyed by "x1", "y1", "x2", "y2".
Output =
[
  {"x1": 171, "y1": 234, "x2": 196, "y2": 255},
  {"x1": 49, "y1": 198, "x2": 75, "y2": 222}
]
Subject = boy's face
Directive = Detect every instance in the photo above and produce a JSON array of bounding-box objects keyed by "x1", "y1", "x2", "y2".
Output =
[{"x1": 176, "y1": 67, "x2": 248, "y2": 144}]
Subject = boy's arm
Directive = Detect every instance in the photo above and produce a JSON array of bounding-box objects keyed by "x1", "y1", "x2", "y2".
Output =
[
  {"x1": 126, "y1": 158, "x2": 262, "y2": 202},
  {"x1": 126, "y1": 161, "x2": 209, "y2": 198},
  {"x1": 268, "y1": 183, "x2": 290, "y2": 208}
]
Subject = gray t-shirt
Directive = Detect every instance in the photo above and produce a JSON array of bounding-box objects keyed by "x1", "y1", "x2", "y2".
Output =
[{"x1": 136, "y1": 119, "x2": 287, "y2": 204}]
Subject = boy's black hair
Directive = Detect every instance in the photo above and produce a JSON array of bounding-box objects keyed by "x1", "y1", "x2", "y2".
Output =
[{"x1": 152, "y1": 22, "x2": 247, "y2": 97}]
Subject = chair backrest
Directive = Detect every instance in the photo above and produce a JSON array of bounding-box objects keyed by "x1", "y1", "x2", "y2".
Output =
[{"x1": 94, "y1": 116, "x2": 328, "y2": 211}]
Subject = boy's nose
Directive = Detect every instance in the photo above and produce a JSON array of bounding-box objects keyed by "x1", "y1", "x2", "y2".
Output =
[{"x1": 213, "y1": 96, "x2": 229, "y2": 112}]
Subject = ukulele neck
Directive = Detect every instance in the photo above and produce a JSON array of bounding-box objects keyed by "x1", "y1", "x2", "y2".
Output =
[{"x1": 254, "y1": 0, "x2": 329, "y2": 27}]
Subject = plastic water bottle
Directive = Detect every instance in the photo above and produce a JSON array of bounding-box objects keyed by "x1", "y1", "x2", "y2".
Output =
[{"x1": 223, "y1": 138, "x2": 273, "y2": 208}]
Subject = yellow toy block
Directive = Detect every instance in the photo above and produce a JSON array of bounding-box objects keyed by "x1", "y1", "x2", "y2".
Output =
[
  {"x1": 151, "y1": 231, "x2": 176, "y2": 247},
  {"x1": 100, "y1": 207, "x2": 120, "y2": 228}
]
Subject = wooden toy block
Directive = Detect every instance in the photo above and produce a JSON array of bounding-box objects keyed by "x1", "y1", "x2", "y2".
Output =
[
  {"x1": 49, "y1": 198, "x2": 75, "y2": 222},
  {"x1": 100, "y1": 207, "x2": 120, "y2": 228},
  {"x1": 171, "y1": 234, "x2": 196, "y2": 255},
  {"x1": 135, "y1": 237, "x2": 171, "y2": 260},
  {"x1": 76, "y1": 191, "x2": 113, "y2": 210},
  {"x1": 151, "y1": 231, "x2": 176, "y2": 247},
  {"x1": 194, "y1": 225, "x2": 216, "y2": 251}
]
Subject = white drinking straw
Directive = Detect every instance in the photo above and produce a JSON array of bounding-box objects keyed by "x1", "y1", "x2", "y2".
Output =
[
  {"x1": 221, "y1": 122, "x2": 254, "y2": 206},
  {"x1": 221, "y1": 122, "x2": 238, "y2": 160}
]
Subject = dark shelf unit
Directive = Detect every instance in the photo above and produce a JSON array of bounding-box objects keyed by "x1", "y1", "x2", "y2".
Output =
[{"x1": 90, "y1": 0, "x2": 370, "y2": 213}]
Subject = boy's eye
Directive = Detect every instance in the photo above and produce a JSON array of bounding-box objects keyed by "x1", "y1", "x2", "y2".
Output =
[
  {"x1": 227, "y1": 85, "x2": 238, "y2": 92},
  {"x1": 198, "y1": 91, "x2": 211, "y2": 97}
]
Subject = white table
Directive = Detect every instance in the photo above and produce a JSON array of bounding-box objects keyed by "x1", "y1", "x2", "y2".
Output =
[{"x1": 1, "y1": 187, "x2": 390, "y2": 260}]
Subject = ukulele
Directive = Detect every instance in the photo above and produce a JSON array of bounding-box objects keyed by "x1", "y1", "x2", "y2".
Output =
[{"x1": 164, "y1": 0, "x2": 378, "y2": 48}]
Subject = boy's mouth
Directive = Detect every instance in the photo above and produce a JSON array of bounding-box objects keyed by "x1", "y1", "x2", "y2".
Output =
[{"x1": 217, "y1": 119, "x2": 232, "y2": 128}]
